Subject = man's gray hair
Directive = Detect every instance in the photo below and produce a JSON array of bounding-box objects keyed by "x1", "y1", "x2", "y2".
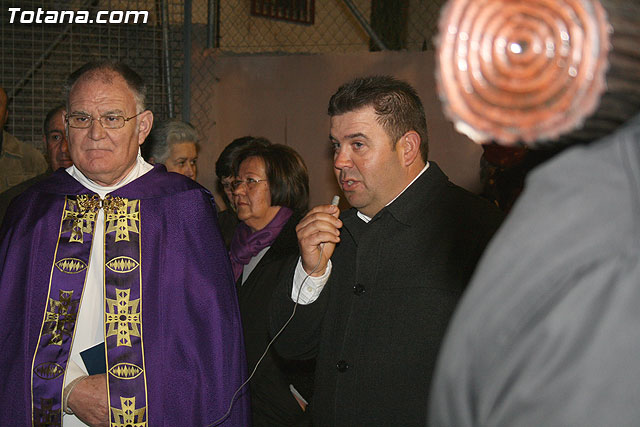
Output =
[
  {"x1": 64, "y1": 61, "x2": 147, "y2": 113},
  {"x1": 146, "y1": 119, "x2": 199, "y2": 163}
]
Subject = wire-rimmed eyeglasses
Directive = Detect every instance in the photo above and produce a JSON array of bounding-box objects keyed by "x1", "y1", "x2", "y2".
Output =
[
  {"x1": 231, "y1": 177, "x2": 268, "y2": 191},
  {"x1": 66, "y1": 111, "x2": 145, "y2": 129}
]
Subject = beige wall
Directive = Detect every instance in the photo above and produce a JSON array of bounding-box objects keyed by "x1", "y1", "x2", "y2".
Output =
[{"x1": 191, "y1": 50, "x2": 483, "y2": 211}]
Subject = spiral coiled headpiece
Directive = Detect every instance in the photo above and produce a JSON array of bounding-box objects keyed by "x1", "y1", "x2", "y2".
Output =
[{"x1": 436, "y1": 0, "x2": 611, "y2": 145}]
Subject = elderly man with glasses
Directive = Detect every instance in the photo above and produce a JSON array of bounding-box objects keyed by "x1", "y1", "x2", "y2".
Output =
[{"x1": 0, "y1": 61, "x2": 249, "y2": 426}]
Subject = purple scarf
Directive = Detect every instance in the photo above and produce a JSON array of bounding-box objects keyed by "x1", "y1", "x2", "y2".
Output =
[{"x1": 229, "y1": 206, "x2": 293, "y2": 282}]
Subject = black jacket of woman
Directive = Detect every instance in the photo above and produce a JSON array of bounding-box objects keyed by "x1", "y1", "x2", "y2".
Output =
[{"x1": 236, "y1": 213, "x2": 314, "y2": 426}]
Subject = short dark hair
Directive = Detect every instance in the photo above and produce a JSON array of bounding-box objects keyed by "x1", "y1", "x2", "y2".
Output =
[
  {"x1": 328, "y1": 75, "x2": 429, "y2": 161},
  {"x1": 215, "y1": 136, "x2": 269, "y2": 179},
  {"x1": 64, "y1": 61, "x2": 147, "y2": 112},
  {"x1": 215, "y1": 136, "x2": 270, "y2": 208},
  {"x1": 43, "y1": 104, "x2": 65, "y2": 134},
  {"x1": 232, "y1": 142, "x2": 309, "y2": 215}
]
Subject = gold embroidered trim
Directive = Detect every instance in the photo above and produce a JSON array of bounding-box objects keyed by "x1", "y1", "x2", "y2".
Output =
[
  {"x1": 54, "y1": 257, "x2": 88, "y2": 274},
  {"x1": 106, "y1": 256, "x2": 140, "y2": 273},
  {"x1": 111, "y1": 396, "x2": 146, "y2": 427},
  {"x1": 63, "y1": 195, "x2": 100, "y2": 243},
  {"x1": 105, "y1": 198, "x2": 139, "y2": 242},
  {"x1": 109, "y1": 363, "x2": 143, "y2": 380},
  {"x1": 105, "y1": 289, "x2": 141, "y2": 347},
  {"x1": 33, "y1": 362, "x2": 64, "y2": 380},
  {"x1": 42, "y1": 290, "x2": 79, "y2": 347}
]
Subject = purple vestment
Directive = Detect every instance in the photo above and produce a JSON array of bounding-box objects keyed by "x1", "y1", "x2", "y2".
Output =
[{"x1": 0, "y1": 165, "x2": 250, "y2": 426}]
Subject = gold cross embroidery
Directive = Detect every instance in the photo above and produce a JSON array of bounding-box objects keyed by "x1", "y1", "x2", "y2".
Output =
[
  {"x1": 105, "y1": 197, "x2": 140, "y2": 242},
  {"x1": 63, "y1": 195, "x2": 100, "y2": 243},
  {"x1": 43, "y1": 290, "x2": 79, "y2": 346},
  {"x1": 106, "y1": 289, "x2": 141, "y2": 347},
  {"x1": 111, "y1": 396, "x2": 146, "y2": 427},
  {"x1": 33, "y1": 398, "x2": 61, "y2": 427}
]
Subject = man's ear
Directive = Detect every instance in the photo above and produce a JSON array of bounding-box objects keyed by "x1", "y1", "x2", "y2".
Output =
[
  {"x1": 399, "y1": 131, "x2": 422, "y2": 167},
  {"x1": 137, "y1": 110, "x2": 154, "y2": 146}
]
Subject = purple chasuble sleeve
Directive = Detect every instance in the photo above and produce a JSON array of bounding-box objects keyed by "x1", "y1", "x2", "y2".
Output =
[{"x1": 0, "y1": 166, "x2": 251, "y2": 426}]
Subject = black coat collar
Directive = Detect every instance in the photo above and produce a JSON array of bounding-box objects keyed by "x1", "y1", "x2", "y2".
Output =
[{"x1": 341, "y1": 162, "x2": 450, "y2": 231}]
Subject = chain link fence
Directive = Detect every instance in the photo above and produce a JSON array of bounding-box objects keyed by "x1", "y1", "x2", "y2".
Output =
[
  {"x1": 1, "y1": 0, "x2": 444, "y2": 156},
  {"x1": 0, "y1": 0, "x2": 184, "y2": 152},
  {"x1": 191, "y1": 0, "x2": 445, "y2": 54},
  {"x1": 188, "y1": 0, "x2": 445, "y2": 147}
]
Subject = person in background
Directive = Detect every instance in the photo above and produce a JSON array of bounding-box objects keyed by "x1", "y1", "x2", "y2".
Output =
[
  {"x1": 269, "y1": 75, "x2": 504, "y2": 426},
  {"x1": 0, "y1": 60, "x2": 249, "y2": 426},
  {"x1": 0, "y1": 86, "x2": 48, "y2": 192},
  {"x1": 144, "y1": 118, "x2": 199, "y2": 180},
  {"x1": 0, "y1": 104, "x2": 72, "y2": 223},
  {"x1": 215, "y1": 136, "x2": 270, "y2": 249},
  {"x1": 45, "y1": 104, "x2": 74, "y2": 171},
  {"x1": 230, "y1": 142, "x2": 314, "y2": 426}
]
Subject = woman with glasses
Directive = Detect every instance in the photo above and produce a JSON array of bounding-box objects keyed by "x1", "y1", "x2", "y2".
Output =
[
  {"x1": 229, "y1": 141, "x2": 314, "y2": 426},
  {"x1": 214, "y1": 136, "x2": 270, "y2": 249}
]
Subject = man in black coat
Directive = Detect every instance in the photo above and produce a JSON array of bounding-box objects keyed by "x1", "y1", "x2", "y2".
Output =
[{"x1": 269, "y1": 75, "x2": 504, "y2": 426}]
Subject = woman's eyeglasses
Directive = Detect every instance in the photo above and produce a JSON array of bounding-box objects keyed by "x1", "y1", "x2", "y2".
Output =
[{"x1": 231, "y1": 177, "x2": 268, "y2": 191}]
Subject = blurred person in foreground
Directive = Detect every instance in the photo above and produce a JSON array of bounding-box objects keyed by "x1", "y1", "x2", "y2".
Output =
[
  {"x1": 0, "y1": 104, "x2": 73, "y2": 222},
  {"x1": 215, "y1": 136, "x2": 270, "y2": 248},
  {"x1": 0, "y1": 60, "x2": 249, "y2": 426},
  {"x1": 269, "y1": 75, "x2": 503, "y2": 426},
  {"x1": 145, "y1": 118, "x2": 199, "y2": 180},
  {"x1": 230, "y1": 141, "x2": 315, "y2": 426},
  {"x1": 0, "y1": 85, "x2": 47, "y2": 191},
  {"x1": 431, "y1": 100, "x2": 640, "y2": 427},
  {"x1": 429, "y1": 1, "x2": 640, "y2": 425}
]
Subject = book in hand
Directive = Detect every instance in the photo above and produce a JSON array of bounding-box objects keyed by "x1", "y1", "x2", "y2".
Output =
[{"x1": 80, "y1": 342, "x2": 106, "y2": 375}]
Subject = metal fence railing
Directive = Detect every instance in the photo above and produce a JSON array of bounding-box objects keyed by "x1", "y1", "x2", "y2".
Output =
[
  {"x1": 187, "y1": 0, "x2": 445, "y2": 138},
  {"x1": 0, "y1": 0, "x2": 184, "y2": 151},
  {"x1": 1, "y1": 0, "x2": 444, "y2": 154},
  {"x1": 190, "y1": 0, "x2": 445, "y2": 54}
]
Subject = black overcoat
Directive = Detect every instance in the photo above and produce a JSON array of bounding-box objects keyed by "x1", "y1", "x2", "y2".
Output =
[{"x1": 270, "y1": 163, "x2": 503, "y2": 426}]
